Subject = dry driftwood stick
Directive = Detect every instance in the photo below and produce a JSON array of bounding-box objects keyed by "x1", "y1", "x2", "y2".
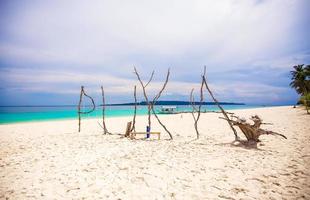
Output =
[
  {"x1": 200, "y1": 66, "x2": 206, "y2": 113},
  {"x1": 202, "y1": 71, "x2": 238, "y2": 140},
  {"x1": 151, "y1": 105, "x2": 173, "y2": 139},
  {"x1": 78, "y1": 86, "x2": 96, "y2": 132},
  {"x1": 145, "y1": 71, "x2": 154, "y2": 87},
  {"x1": 134, "y1": 67, "x2": 154, "y2": 129},
  {"x1": 78, "y1": 86, "x2": 83, "y2": 132},
  {"x1": 153, "y1": 69, "x2": 170, "y2": 102},
  {"x1": 79, "y1": 88, "x2": 96, "y2": 114},
  {"x1": 190, "y1": 89, "x2": 197, "y2": 136},
  {"x1": 190, "y1": 89, "x2": 200, "y2": 139},
  {"x1": 131, "y1": 85, "x2": 137, "y2": 132},
  {"x1": 100, "y1": 86, "x2": 111, "y2": 135},
  {"x1": 190, "y1": 70, "x2": 206, "y2": 139},
  {"x1": 151, "y1": 68, "x2": 173, "y2": 140}
]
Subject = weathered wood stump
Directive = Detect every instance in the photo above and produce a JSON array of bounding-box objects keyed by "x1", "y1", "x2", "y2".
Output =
[
  {"x1": 124, "y1": 121, "x2": 132, "y2": 138},
  {"x1": 220, "y1": 115, "x2": 287, "y2": 142}
]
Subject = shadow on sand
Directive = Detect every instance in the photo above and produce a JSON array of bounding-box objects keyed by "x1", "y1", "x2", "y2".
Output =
[{"x1": 216, "y1": 140, "x2": 266, "y2": 151}]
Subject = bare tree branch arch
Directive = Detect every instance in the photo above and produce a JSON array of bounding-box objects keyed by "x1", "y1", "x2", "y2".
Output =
[
  {"x1": 133, "y1": 67, "x2": 173, "y2": 140},
  {"x1": 77, "y1": 86, "x2": 96, "y2": 132}
]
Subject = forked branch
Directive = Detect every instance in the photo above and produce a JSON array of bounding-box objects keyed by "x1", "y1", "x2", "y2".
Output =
[
  {"x1": 134, "y1": 67, "x2": 152, "y2": 128},
  {"x1": 133, "y1": 67, "x2": 173, "y2": 140}
]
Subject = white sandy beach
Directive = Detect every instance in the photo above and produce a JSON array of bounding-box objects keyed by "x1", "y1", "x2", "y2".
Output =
[{"x1": 0, "y1": 106, "x2": 309, "y2": 199}]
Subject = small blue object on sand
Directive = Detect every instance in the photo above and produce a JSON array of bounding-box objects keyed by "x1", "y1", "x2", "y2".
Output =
[{"x1": 146, "y1": 126, "x2": 150, "y2": 138}]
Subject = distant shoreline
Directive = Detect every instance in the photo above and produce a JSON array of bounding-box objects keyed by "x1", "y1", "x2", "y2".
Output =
[
  {"x1": 0, "y1": 100, "x2": 246, "y2": 107},
  {"x1": 0, "y1": 105, "x2": 293, "y2": 125},
  {"x1": 104, "y1": 100, "x2": 246, "y2": 106}
]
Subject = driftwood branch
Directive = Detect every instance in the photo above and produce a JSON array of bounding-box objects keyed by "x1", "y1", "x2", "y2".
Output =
[
  {"x1": 145, "y1": 71, "x2": 155, "y2": 87},
  {"x1": 190, "y1": 89, "x2": 199, "y2": 139},
  {"x1": 77, "y1": 86, "x2": 96, "y2": 132},
  {"x1": 134, "y1": 67, "x2": 151, "y2": 129},
  {"x1": 100, "y1": 86, "x2": 111, "y2": 135},
  {"x1": 78, "y1": 87, "x2": 96, "y2": 114},
  {"x1": 219, "y1": 115, "x2": 287, "y2": 142},
  {"x1": 151, "y1": 68, "x2": 173, "y2": 140},
  {"x1": 189, "y1": 69, "x2": 205, "y2": 139},
  {"x1": 202, "y1": 67, "x2": 238, "y2": 140},
  {"x1": 151, "y1": 106, "x2": 173, "y2": 139},
  {"x1": 131, "y1": 85, "x2": 137, "y2": 132},
  {"x1": 153, "y1": 69, "x2": 170, "y2": 102},
  {"x1": 78, "y1": 86, "x2": 83, "y2": 132}
]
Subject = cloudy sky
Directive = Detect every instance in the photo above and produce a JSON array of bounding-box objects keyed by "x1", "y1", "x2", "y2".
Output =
[{"x1": 0, "y1": 0, "x2": 309, "y2": 106}]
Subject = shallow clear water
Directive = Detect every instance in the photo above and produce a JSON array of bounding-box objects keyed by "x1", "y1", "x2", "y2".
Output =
[{"x1": 0, "y1": 105, "x2": 262, "y2": 124}]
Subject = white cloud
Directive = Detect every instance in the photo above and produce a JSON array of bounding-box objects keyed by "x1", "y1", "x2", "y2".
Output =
[
  {"x1": 251, "y1": 52, "x2": 310, "y2": 69},
  {"x1": 0, "y1": 0, "x2": 308, "y2": 104},
  {"x1": 1, "y1": 0, "x2": 307, "y2": 69},
  {"x1": 1, "y1": 67, "x2": 200, "y2": 95},
  {"x1": 1, "y1": 67, "x2": 291, "y2": 104}
]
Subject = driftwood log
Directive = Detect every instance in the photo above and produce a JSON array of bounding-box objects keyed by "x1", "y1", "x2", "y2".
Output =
[{"x1": 220, "y1": 115, "x2": 287, "y2": 142}]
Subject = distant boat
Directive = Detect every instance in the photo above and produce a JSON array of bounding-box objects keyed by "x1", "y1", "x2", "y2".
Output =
[{"x1": 158, "y1": 106, "x2": 177, "y2": 114}]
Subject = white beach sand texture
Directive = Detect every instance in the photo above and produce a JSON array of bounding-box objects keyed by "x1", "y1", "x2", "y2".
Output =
[{"x1": 0, "y1": 106, "x2": 309, "y2": 199}]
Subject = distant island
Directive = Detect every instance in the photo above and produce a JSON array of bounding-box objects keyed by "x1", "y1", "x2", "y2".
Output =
[
  {"x1": 105, "y1": 100, "x2": 245, "y2": 106},
  {"x1": 0, "y1": 101, "x2": 245, "y2": 107}
]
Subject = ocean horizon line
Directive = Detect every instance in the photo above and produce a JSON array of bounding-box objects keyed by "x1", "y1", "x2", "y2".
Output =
[
  {"x1": 0, "y1": 100, "x2": 246, "y2": 107},
  {"x1": 0, "y1": 103, "x2": 294, "y2": 108}
]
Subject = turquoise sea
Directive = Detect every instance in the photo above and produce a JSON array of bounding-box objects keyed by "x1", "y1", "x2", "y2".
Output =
[{"x1": 0, "y1": 105, "x2": 264, "y2": 124}]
